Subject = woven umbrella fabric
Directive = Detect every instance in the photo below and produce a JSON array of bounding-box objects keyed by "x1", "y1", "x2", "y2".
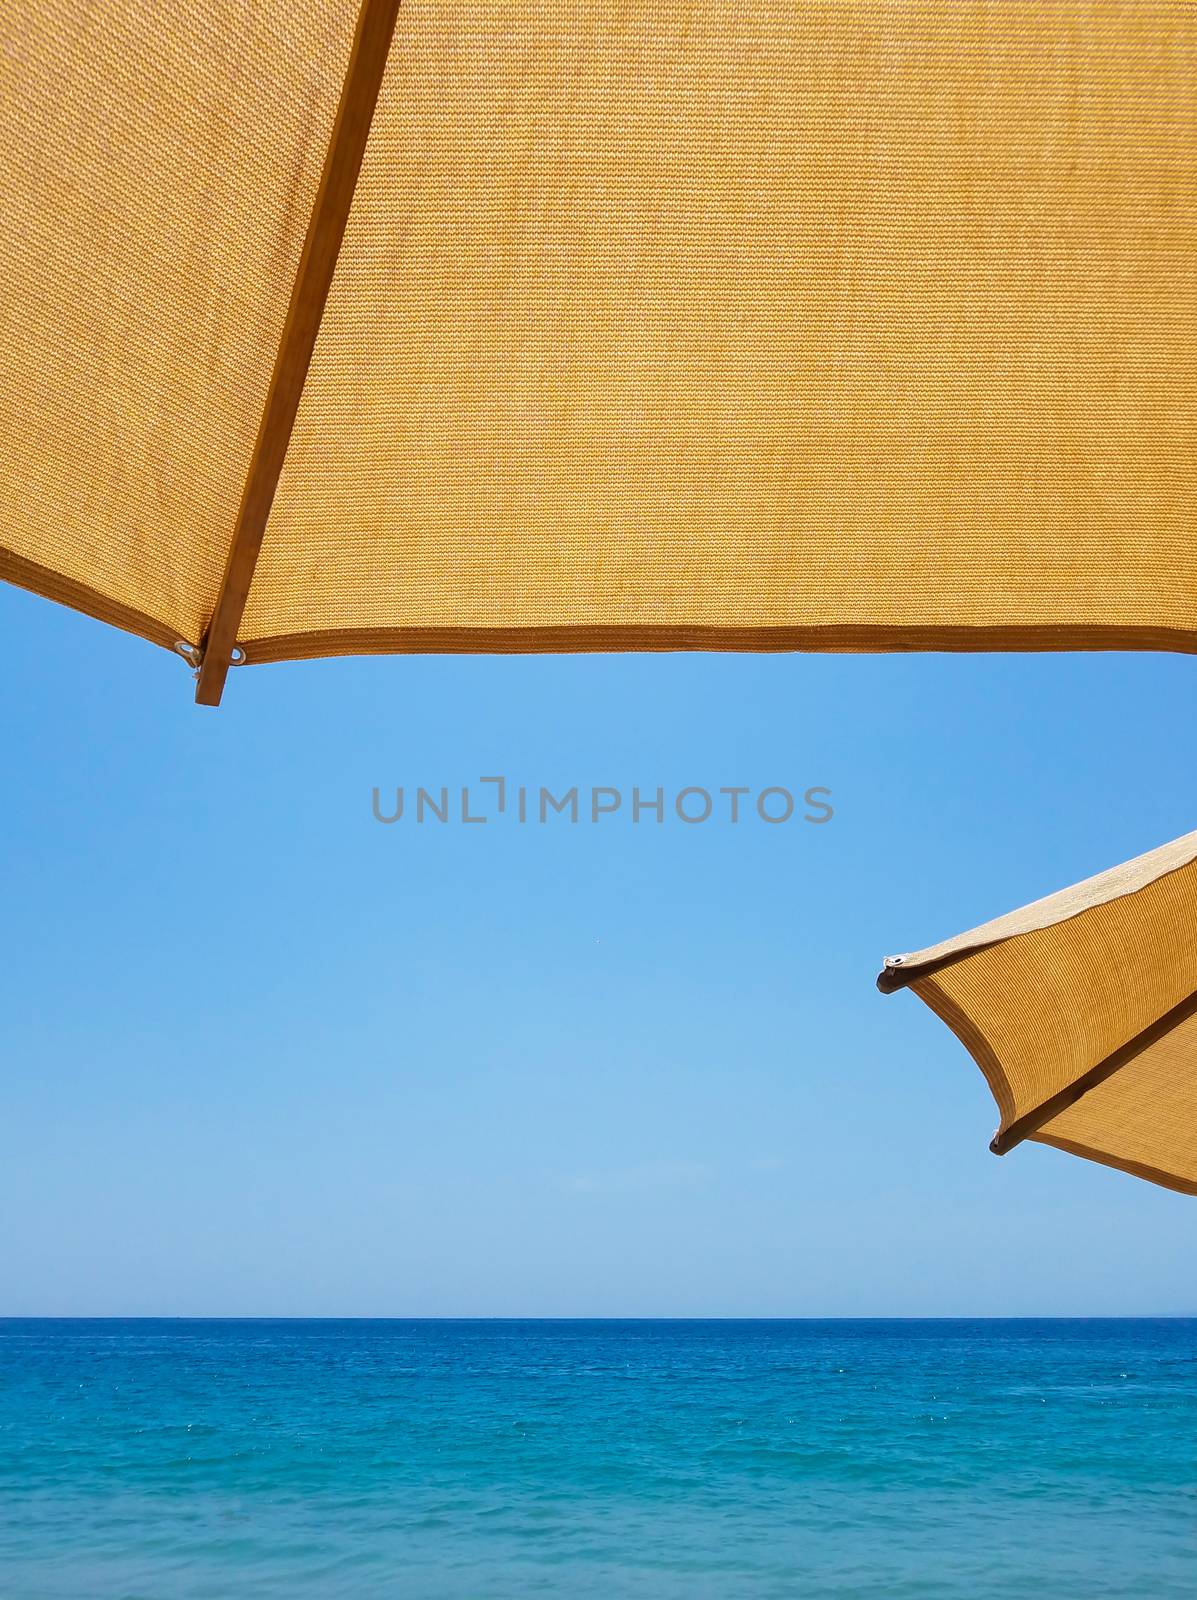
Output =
[
  {"x1": 2, "y1": 1, "x2": 1196, "y2": 665},
  {"x1": 879, "y1": 832, "x2": 1197, "y2": 1195},
  {"x1": 0, "y1": 0, "x2": 359, "y2": 651}
]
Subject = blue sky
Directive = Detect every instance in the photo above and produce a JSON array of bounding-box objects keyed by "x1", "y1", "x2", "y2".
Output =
[{"x1": 2, "y1": 584, "x2": 1194, "y2": 1316}]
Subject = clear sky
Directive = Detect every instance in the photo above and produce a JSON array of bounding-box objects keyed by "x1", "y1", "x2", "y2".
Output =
[{"x1": 1, "y1": 583, "x2": 1194, "y2": 1317}]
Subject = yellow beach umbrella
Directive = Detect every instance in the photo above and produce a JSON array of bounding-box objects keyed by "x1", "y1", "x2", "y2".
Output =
[
  {"x1": 879, "y1": 831, "x2": 1197, "y2": 1194},
  {"x1": 2, "y1": 1, "x2": 1195, "y2": 704}
]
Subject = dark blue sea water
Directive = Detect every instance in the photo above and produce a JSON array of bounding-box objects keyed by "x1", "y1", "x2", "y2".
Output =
[{"x1": 1, "y1": 1319, "x2": 1194, "y2": 1597}]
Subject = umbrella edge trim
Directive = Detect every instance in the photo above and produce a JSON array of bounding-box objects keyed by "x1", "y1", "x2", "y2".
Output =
[{"x1": 0, "y1": 547, "x2": 180, "y2": 654}]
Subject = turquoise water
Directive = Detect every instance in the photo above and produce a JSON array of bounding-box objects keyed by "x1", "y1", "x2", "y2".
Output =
[{"x1": 1, "y1": 1320, "x2": 1194, "y2": 1597}]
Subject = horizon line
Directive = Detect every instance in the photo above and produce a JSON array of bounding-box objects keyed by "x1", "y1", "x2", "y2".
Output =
[{"x1": 2, "y1": 1313, "x2": 1194, "y2": 1323}]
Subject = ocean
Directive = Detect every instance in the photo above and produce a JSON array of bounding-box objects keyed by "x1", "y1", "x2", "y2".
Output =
[{"x1": 0, "y1": 1319, "x2": 1193, "y2": 1597}]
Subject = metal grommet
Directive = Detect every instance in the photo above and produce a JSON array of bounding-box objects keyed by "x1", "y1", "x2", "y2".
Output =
[
  {"x1": 229, "y1": 645, "x2": 248, "y2": 666},
  {"x1": 173, "y1": 640, "x2": 202, "y2": 669}
]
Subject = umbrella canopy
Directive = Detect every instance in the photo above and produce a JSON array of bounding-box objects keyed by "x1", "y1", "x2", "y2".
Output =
[
  {"x1": 3, "y1": 1, "x2": 1196, "y2": 703},
  {"x1": 879, "y1": 831, "x2": 1197, "y2": 1194}
]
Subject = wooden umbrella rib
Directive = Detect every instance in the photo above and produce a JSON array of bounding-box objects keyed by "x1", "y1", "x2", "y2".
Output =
[
  {"x1": 195, "y1": 0, "x2": 402, "y2": 707},
  {"x1": 990, "y1": 987, "x2": 1197, "y2": 1156}
]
